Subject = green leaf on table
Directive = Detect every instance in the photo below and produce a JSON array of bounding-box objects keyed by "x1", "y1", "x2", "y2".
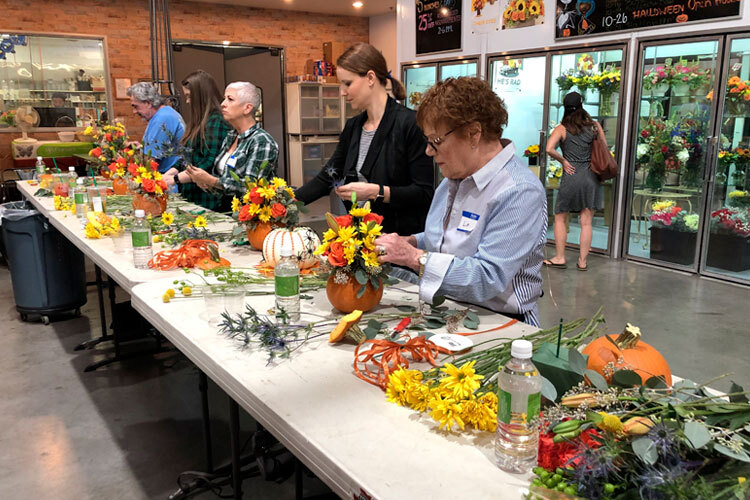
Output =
[
  {"x1": 714, "y1": 441, "x2": 750, "y2": 462},
  {"x1": 355, "y1": 268, "x2": 368, "y2": 285},
  {"x1": 645, "y1": 376, "x2": 668, "y2": 389},
  {"x1": 366, "y1": 319, "x2": 383, "y2": 331},
  {"x1": 729, "y1": 412, "x2": 750, "y2": 430},
  {"x1": 425, "y1": 319, "x2": 445, "y2": 330},
  {"x1": 432, "y1": 295, "x2": 446, "y2": 307},
  {"x1": 300, "y1": 294, "x2": 313, "y2": 300},
  {"x1": 462, "y1": 317, "x2": 479, "y2": 330},
  {"x1": 567, "y1": 348, "x2": 588, "y2": 376},
  {"x1": 422, "y1": 332, "x2": 434, "y2": 340},
  {"x1": 363, "y1": 327, "x2": 379, "y2": 340},
  {"x1": 384, "y1": 276, "x2": 399, "y2": 285},
  {"x1": 632, "y1": 436, "x2": 658, "y2": 465},
  {"x1": 612, "y1": 370, "x2": 642, "y2": 388},
  {"x1": 406, "y1": 324, "x2": 425, "y2": 331},
  {"x1": 424, "y1": 315, "x2": 446, "y2": 325},
  {"x1": 541, "y1": 376, "x2": 557, "y2": 402},
  {"x1": 730, "y1": 382, "x2": 748, "y2": 403},
  {"x1": 465, "y1": 310, "x2": 479, "y2": 323},
  {"x1": 356, "y1": 284, "x2": 366, "y2": 298},
  {"x1": 684, "y1": 420, "x2": 711, "y2": 449},
  {"x1": 396, "y1": 305, "x2": 416, "y2": 313},
  {"x1": 585, "y1": 369, "x2": 609, "y2": 391},
  {"x1": 232, "y1": 225, "x2": 246, "y2": 237}
]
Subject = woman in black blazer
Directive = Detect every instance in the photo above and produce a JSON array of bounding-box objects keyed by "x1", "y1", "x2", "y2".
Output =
[{"x1": 295, "y1": 43, "x2": 434, "y2": 236}]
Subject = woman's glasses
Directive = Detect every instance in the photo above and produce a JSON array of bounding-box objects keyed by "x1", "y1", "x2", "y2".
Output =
[{"x1": 425, "y1": 126, "x2": 460, "y2": 152}]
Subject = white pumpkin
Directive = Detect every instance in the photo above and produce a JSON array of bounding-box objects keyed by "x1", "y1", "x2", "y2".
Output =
[{"x1": 262, "y1": 227, "x2": 321, "y2": 269}]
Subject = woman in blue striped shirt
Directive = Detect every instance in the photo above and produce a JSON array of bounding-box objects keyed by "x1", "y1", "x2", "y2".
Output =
[{"x1": 374, "y1": 78, "x2": 547, "y2": 326}]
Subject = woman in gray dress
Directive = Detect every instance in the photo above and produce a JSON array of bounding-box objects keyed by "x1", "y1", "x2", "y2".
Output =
[{"x1": 544, "y1": 91, "x2": 608, "y2": 271}]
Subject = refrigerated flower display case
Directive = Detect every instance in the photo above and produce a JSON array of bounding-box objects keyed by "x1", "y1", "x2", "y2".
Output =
[{"x1": 402, "y1": 58, "x2": 478, "y2": 110}]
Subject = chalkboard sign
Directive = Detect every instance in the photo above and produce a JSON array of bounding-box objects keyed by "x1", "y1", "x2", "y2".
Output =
[
  {"x1": 555, "y1": 0, "x2": 741, "y2": 39},
  {"x1": 416, "y1": 0, "x2": 462, "y2": 55}
]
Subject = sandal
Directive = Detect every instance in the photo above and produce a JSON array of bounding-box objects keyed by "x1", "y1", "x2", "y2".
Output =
[
  {"x1": 576, "y1": 263, "x2": 588, "y2": 271},
  {"x1": 543, "y1": 259, "x2": 567, "y2": 269}
]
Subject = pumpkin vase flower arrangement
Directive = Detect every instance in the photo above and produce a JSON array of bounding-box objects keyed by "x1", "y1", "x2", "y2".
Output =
[
  {"x1": 232, "y1": 176, "x2": 304, "y2": 250},
  {"x1": 314, "y1": 201, "x2": 391, "y2": 313},
  {"x1": 85, "y1": 122, "x2": 134, "y2": 193},
  {"x1": 127, "y1": 151, "x2": 169, "y2": 216}
]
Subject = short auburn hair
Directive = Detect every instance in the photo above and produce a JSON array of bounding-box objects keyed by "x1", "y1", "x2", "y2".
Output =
[{"x1": 417, "y1": 77, "x2": 508, "y2": 140}]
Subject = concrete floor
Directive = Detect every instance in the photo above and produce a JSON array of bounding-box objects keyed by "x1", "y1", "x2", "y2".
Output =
[{"x1": 0, "y1": 247, "x2": 748, "y2": 499}]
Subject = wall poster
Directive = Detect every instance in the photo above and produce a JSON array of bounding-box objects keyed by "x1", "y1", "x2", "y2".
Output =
[
  {"x1": 471, "y1": 0, "x2": 501, "y2": 33},
  {"x1": 502, "y1": 0, "x2": 546, "y2": 29},
  {"x1": 416, "y1": 0, "x2": 462, "y2": 55},
  {"x1": 555, "y1": 0, "x2": 741, "y2": 39}
]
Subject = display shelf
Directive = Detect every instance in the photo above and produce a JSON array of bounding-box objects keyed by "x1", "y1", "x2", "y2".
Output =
[{"x1": 29, "y1": 89, "x2": 105, "y2": 93}]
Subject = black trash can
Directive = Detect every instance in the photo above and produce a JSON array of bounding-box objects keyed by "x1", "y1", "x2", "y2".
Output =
[{"x1": 0, "y1": 201, "x2": 87, "y2": 324}]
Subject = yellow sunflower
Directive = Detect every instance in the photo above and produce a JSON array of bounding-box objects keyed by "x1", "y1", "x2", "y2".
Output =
[
  {"x1": 258, "y1": 206, "x2": 272, "y2": 222},
  {"x1": 516, "y1": 0, "x2": 527, "y2": 12},
  {"x1": 428, "y1": 394, "x2": 465, "y2": 431},
  {"x1": 349, "y1": 206, "x2": 371, "y2": 218},
  {"x1": 161, "y1": 212, "x2": 175, "y2": 226},
  {"x1": 361, "y1": 249, "x2": 381, "y2": 268},
  {"x1": 231, "y1": 197, "x2": 241, "y2": 213},
  {"x1": 528, "y1": 0, "x2": 540, "y2": 15},
  {"x1": 503, "y1": 5, "x2": 513, "y2": 19},
  {"x1": 194, "y1": 216, "x2": 207, "y2": 228}
]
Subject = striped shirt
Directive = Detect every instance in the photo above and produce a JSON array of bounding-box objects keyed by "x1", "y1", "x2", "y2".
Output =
[
  {"x1": 415, "y1": 141, "x2": 547, "y2": 326},
  {"x1": 355, "y1": 127, "x2": 376, "y2": 181},
  {"x1": 215, "y1": 122, "x2": 278, "y2": 196}
]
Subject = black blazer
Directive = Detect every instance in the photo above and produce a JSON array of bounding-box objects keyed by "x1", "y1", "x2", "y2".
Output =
[{"x1": 295, "y1": 97, "x2": 434, "y2": 236}]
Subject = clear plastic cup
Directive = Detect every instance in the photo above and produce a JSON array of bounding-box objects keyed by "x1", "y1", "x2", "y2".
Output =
[
  {"x1": 203, "y1": 286, "x2": 225, "y2": 326},
  {"x1": 223, "y1": 288, "x2": 245, "y2": 317},
  {"x1": 111, "y1": 229, "x2": 131, "y2": 254},
  {"x1": 87, "y1": 186, "x2": 108, "y2": 212}
]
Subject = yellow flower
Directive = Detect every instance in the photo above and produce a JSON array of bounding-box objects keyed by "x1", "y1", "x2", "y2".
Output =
[
  {"x1": 428, "y1": 393, "x2": 465, "y2": 431},
  {"x1": 516, "y1": 0, "x2": 527, "y2": 12},
  {"x1": 503, "y1": 6, "x2": 513, "y2": 19},
  {"x1": 242, "y1": 192, "x2": 251, "y2": 204},
  {"x1": 729, "y1": 190, "x2": 748, "y2": 198},
  {"x1": 153, "y1": 171, "x2": 162, "y2": 181},
  {"x1": 166, "y1": 288, "x2": 176, "y2": 298},
  {"x1": 153, "y1": 235, "x2": 161, "y2": 243},
  {"x1": 182, "y1": 286, "x2": 192, "y2": 296},
  {"x1": 359, "y1": 221, "x2": 382, "y2": 238},
  {"x1": 187, "y1": 222, "x2": 194, "y2": 228},
  {"x1": 271, "y1": 177, "x2": 287, "y2": 189},
  {"x1": 53, "y1": 196, "x2": 62, "y2": 210},
  {"x1": 231, "y1": 197, "x2": 241, "y2": 213},
  {"x1": 84, "y1": 223, "x2": 100, "y2": 239},
  {"x1": 99, "y1": 156, "x2": 106, "y2": 162},
  {"x1": 194, "y1": 216, "x2": 207, "y2": 228},
  {"x1": 336, "y1": 225, "x2": 357, "y2": 243},
  {"x1": 385, "y1": 368, "x2": 421, "y2": 406},
  {"x1": 161, "y1": 212, "x2": 174, "y2": 226},
  {"x1": 313, "y1": 240, "x2": 330, "y2": 256},
  {"x1": 257, "y1": 186, "x2": 276, "y2": 200},
  {"x1": 528, "y1": 144, "x2": 540, "y2": 153},
  {"x1": 438, "y1": 361, "x2": 484, "y2": 400},
  {"x1": 342, "y1": 239, "x2": 359, "y2": 264},
  {"x1": 477, "y1": 392, "x2": 498, "y2": 414},
  {"x1": 110, "y1": 217, "x2": 120, "y2": 232},
  {"x1": 405, "y1": 383, "x2": 431, "y2": 412},
  {"x1": 461, "y1": 398, "x2": 497, "y2": 432},
  {"x1": 285, "y1": 187, "x2": 295, "y2": 198},
  {"x1": 162, "y1": 293, "x2": 171, "y2": 303},
  {"x1": 362, "y1": 234, "x2": 376, "y2": 251},
  {"x1": 349, "y1": 206, "x2": 371, "y2": 218},
  {"x1": 127, "y1": 149, "x2": 134, "y2": 156},
  {"x1": 362, "y1": 250, "x2": 381, "y2": 268},
  {"x1": 83, "y1": 126, "x2": 93, "y2": 135},
  {"x1": 322, "y1": 228, "x2": 337, "y2": 242},
  {"x1": 597, "y1": 412, "x2": 624, "y2": 434},
  {"x1": 258, "y1": 206, "x2": 272, "y2": 222}
]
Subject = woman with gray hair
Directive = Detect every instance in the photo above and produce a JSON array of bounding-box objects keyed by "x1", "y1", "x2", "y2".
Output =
[
  {"x1": 186, "y1": 81, "x2": 278, "y2": 196},
  {"x1": 127, "y1": 82, "x2": 185, "y2": 174}
]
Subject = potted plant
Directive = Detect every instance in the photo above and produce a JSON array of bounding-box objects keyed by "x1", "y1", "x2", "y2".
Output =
[
  {"x1": 524, "y1": 144, "x2": 540, "y2": 166},
  {"x1": 706, "y1": 207, "x2": 750, "y2": 272},
  {"x1": 648, "y1": 200, "x2": 699, "y2": 265},
  {"x1": 314, "y1": 200, "x2": 391, "y2": 313},
  {"x1": 232, "y1": 175, "x2": 304, "y2": 250}
]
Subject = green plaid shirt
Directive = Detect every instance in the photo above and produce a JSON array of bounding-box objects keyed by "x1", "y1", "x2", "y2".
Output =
[
  {"x1": 180, "y1": 111, "x2": 232, "y2": 210},
  {"x1": 216, "y1": 122, "x2": 278, "y2": 196}
]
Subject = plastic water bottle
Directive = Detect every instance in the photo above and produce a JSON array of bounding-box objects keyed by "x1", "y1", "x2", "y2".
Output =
[
  {"x1": 131, "y1": 209, "x2": 153, "y2": 269},
  {"x1": 74, "y1": 178, "x2": 88, "y2": 219},
  {"x1": 67, "y1": 166, "x2": 77, "y2": 188},
  {"x1": 33, "y1": 156, "x2": 47, "y2": 182},
  {"x1": 274, "y1": 247, "x2": 300, "y2": 323},
  {"x1": 495, "y1": 339, "x2": 542, "y2": 473}
]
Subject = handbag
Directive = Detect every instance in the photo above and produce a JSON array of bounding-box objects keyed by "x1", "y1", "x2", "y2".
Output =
[{"x1": 589, "y1": 124, "x2": 617, "y2": 181}]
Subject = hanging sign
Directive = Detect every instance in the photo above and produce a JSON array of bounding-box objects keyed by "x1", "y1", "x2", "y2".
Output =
[
  {"x1": 416, "y1": 0, "x2": 462, "y2": 55},
  {"x1": 471, "y1": 0, "x2": 501, "y2": 33},
  {"x1": 555, "y1": 0, "x2": 741, "y2": 39}
]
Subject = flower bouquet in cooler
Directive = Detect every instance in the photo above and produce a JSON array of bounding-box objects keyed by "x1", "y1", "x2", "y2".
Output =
[
  {"x1": 711, "y1": 207, "x2": 750, "y2": 237},
  {"x1": 314, "y1": 199, "x2": 392, "y2": 313},
  {"x1": 649, "y1": 200, "x2": 699, "y2": 233},
  {"x1": 231, "y1": 176, "x2": 304, "y2": 250},
  {"x1": 524, "y1": 144, "x2": 540, "y2": 165},
  {"x1": 635, "y1": 117, "x2": 690, "y2": 191}
]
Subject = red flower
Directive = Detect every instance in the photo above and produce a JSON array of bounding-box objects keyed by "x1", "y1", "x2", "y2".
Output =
[
  {"x1": 537, "y1": 428, "x2": 601, "y2": 471},
  {"x1": 141, "y1": 178, "x2": 156, "y2": 193},
  {"x1": 661, "y1": 145, "x2": 669, "y2": 154},
  {"x1": 91, "y1": 147, "x2": 102, "y2": 157},
  {"x1": 116, "y1": 157, "x2": 127, "y2": 166},
  {"x1": 127, "y1": 163, "x2": 139, "y2": 177},
  {"x1": 327, "y1": 241, "x2": 347, "y2": 267},
  {"x1": 335, "y1": 215, "x2": 353, "y2": 227},
  {"x1": 248, "y1": 187, "x2": 264, "y2": 205},
  {"x1": 640, "y1": 130, "x2": 649, "y2": 138},
  {"x1": 270, "y1": 203, "x2": 287, "y2": 218},
  {"x1": 150, "y1": 160, "x2": 159, "y2": 171},
  {"x1": 108, "y1": 163, "x2": 118, "y2": 172},
  {"x1": 238, "y1": 205, "x2": 252, "y2": 222},
  {"x1": 104, "y1": 133, "x2": 112, "y2": 142},
  {"x1": 157, "y1": 179, "x2": 168, "y2": 191},
  {"x1": 363, "y1": 212, "x2": 384, "y2": 225}
]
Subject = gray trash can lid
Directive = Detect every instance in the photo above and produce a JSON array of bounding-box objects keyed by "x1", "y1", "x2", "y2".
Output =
[{"x1": 0, "y1": 201, "x2": 39, "y2": 224}]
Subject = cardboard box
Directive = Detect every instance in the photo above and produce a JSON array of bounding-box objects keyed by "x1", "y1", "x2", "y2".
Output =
[
  {"x1": 323, "y1": 42, "x2": 348, "y2": 64},
  {"x1": 305, "y1": 59, "x2": 315, "y2": 76}
]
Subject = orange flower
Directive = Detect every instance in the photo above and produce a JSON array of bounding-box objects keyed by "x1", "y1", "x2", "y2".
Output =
[
  {"x1": 729, "y1": 76, "x2": 741, "y2": 86},
  {"x1": 328, "y1": 241, "x2": 346, "y2": 267},
  {"x1": 730, "y1": 87, "x2": 740, "y2": 93},
  {"x1": 511, "y1": 10, "x2": 519, "y2": 20},
  {"x1": 745, "y1": 94, "x2": 750, "y2": 101},
  {"x1": 270, "y1": 203, "x2": 287, "y2": 218},
  {"x1": 142, "y1": 178, "x2": 156, "y2": 193},
  {"x1": 519, "y1": 10, "x2": 526, "y2": 20},
  {"x1": 738, "y1": 82, "x2": 747, "y2": 91}
]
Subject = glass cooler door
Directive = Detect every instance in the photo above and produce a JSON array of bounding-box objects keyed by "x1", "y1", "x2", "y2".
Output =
[
  {"x1": 403, "y1": 64, "x2": 437, "y2": 110},
  {"x1": 439, "y1": 59, "x2": 478, "y2": 80},
  {"x1": 546, "y1": 48, "x2": 625, "y2": 253},
  {"x1": 624, "y1": 39, "x2": 721, "y2": 270}
]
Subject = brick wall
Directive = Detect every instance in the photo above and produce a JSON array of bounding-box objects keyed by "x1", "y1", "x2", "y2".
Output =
[{"x1": 1, "y1": 0, "x2": 368, "y2": 171}]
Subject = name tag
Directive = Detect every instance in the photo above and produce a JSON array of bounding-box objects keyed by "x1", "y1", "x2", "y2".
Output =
[
  {"x1": 226, "y1": 155, "x2": 238, "y2": 169},
  {"x1": 457, "y1": 211, "x2": 480, "y2": 233}
]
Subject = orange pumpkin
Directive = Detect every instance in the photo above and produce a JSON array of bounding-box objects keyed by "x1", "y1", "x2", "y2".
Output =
[
  {"x1": 581, "y1": 324, "x2": 671, "y2": 386},
  {"x1": 246, "y1": 221, "x2": 277, "y2": 250},
  {"x1": 112, "y1": 177, "x2": 129, "y2": 195},
  {"x1": 132, "y1": 193, "x2": 168, "y2": 216},
  {"x1": 326, "y1": 274, "x2": 383, "y2": 313}
]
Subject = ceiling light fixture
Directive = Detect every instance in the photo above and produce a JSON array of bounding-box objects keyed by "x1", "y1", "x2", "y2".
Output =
[
  {"x1": 352, "y1": 1, "x2": 364, "y2": 8},
  {"x1": 222, "y1": 40, "x2": 230, "y2": 45}
]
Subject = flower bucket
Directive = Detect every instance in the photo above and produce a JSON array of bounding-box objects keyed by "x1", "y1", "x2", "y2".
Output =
[
  {"x1": 649, "y1": 227, "x2": 696, "y2": 266},
  {"x1": 706, "y1": 232, "x2": 750, "y2": 272},
  {"x1": 132, "y1": 193, "x2": 167, "y2": 216},
  {"x1": 112, "y1": 177, "x2": 129, "y2": 195},
  {"x1": 246, "y1": 221, "x2": 276, "y2": 250},
  {"x1": 326, "y1": 274, "x2": 383, "y2": 313}
]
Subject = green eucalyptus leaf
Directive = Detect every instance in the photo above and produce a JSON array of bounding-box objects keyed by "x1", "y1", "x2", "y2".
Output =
[
  {"x1": 612, "y1": 370, "x2": 642, "y2": 388},
  {"x1": 367, "y1": 319, "x2": 383, "y2": 331},
  {"x1": 645, "y1": 376, "x2": 668, "y2": 389},
  {"x1": 432, "y1": 295, "x2": 446, "y2": 307},
  {"x1": 541, "y1": 376, "x2": 557, "y2": 402},
  {"x1": 355, "y1": 268, "x2": 368, "y2": 285},
  {"x1": 684, "y1": 420, "x2": 711, "y2": 449},
  {"x1": 384, "y1": 276, "x2": 399, "y2": 285},
  {"x1": 465, "y1": 310, "x2": 479, "y2": 323},
  {"x1": 729, "y1": 413, "x2": 750, "y2": 430},
  {"x1": 424, "y1": 319, "x2": 444, "y2": 330},
  {"x1": 369, "y1": 275, "x2": 381, "y2": 290},
  {"x1": 363, "y1": 327, "x2": 378, "y2": 340},
  {"x1": 356, "y1": 284, "x2": 366, "y2": 298},
  {"x1": 632, "y1": 437, "x2": 658, "y2": 465},
  {"x1": 396, "y1": 305, "x2": 416, "y2": 312},
  {"x1": 567, "y1": 348, "x2": 588, "y2": 376},
  {"x1": 714, "y1": 441, "x2": 750, "y2": 462},
  {"x1": 424, "y1": 315, "x2": 446, "y2": 325},
  {"x1": 462, "y1": 317, "x2": 479, "y2": 330},
  {"x1": 585, "y1": 369, "x2": 609, "y2": 391},
  {"x1": 406, "y1": 324, "x2": 425, "y2": 331},
  {"x1": 422, "y1": 332, "x2": 434, "y2": 340},
  {"x1": 730, "y1": 382, "x2": 748, "y2": 403}
]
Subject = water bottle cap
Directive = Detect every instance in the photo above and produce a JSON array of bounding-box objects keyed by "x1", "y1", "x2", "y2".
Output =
[
  {"x1": 134, "y1": 209, "x2": 145, "y2": 218},
  {"x1": 279, "y1": 247, "x2": 293, "y2": 257},
  {"x1": 510, "y1": 339, "x2": 533, "y2": 359},
  {"x1": 68, "y1": 166, "x2": 75, "y2": 171},
  {"x1": 37, "y1": 156, "x2": 43, "y2": 161},
  {"x1": 76, "y1": 178, "x2": 84, "y2": 184}
]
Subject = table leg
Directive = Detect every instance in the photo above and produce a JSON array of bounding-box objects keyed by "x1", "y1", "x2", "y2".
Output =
[
  {"x1": 229, "y1": 398, "x2": 243, "y2": 499},
  {"x1": 75, "y1": 265, "x2": 113, "y2": 351},
  {"x1": 200, "y1": 371, "x2": 214, "y2": 473}
]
